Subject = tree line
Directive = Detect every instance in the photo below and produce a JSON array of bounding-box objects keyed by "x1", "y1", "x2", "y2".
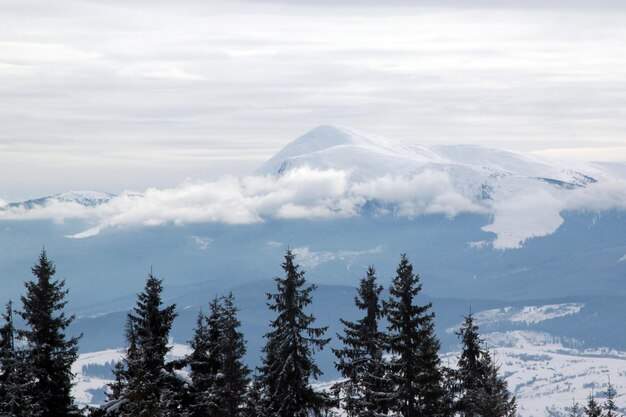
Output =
[{"x1": 0, "y1": 249, "x2": 613, "y2": 416}]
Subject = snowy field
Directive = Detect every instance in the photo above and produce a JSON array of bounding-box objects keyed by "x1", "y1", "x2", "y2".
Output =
[{"x1": 74, "y1": 331, "x2": 626, "y2": 416}]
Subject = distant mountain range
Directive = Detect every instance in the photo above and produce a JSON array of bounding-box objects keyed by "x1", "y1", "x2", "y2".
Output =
[{"x1": 8, "y1": 190, "x2": 117, "y2": 209}]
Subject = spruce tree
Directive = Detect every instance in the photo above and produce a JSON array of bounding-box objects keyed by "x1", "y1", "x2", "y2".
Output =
[
  {"x1": 19, "y1": 250, "x2": 81, "y2": 417},
  {"x1": 243, "y1": 372, "x2": 266, "y2": 417},
  {"x1": 121, "y1": 272, "x2": 180, "y2": 417},
  {"x1": 385, "y1": 254, "x2": 446, "y2": 417},
  {"x1": 259, "y1": 249, "x2": 331, "y2": 417},
  {"x1": 604, "y1": 380, "x2": 619, "y2": 417},
  {"x1": 455, "y1": 312, "x2": 483, "y2": 416},
  {"x1": 215, "y1": 293, "x2": 250, "y2": 417},
  {"x1": 187, "y1": 294, "x2": 248, "y2": 417},
  {"x1": 0, "y1": 300, "x2": 40, "y2": 417},
  {"x1": 333, "y1": 266, "x2": 391, "y2": 417},
  {"x1": 187, "y1": 308, "x2": 215, "y2": 417},
  {"x1": 455, "y1": 313, "x2": 516, "y2": 417},
  {"x1": 585, "y1": 392, "x2": 603, "y2": 417},
  {"x1": 569, "y1": 400, "x2": 582, "y2": 417},
  {"x1": 126, "y1": 272, "x2": 177, "y2": 417},
  {"x1": 474, "y1": 351, "x2": 516, "y2": 417}
]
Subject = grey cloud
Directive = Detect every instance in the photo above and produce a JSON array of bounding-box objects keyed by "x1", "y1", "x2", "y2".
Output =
[{"x1": 1, "y1": 0, "x2": 626, "y2": 200}]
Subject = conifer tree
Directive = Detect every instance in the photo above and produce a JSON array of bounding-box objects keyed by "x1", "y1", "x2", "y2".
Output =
[
  {"x1": 131, "y1": 273, "x2": 180, "y2": 417},
  {"x1": 455, "y1": 312, "x2": 483, "y2": 416},
  {"x1": 604, "y1": 381, "x2": 619, "y2": 417},
  {"x1": 455, "y1": 313, "x2": 516, "y2": 417},
  {"x1": 569, "y1": 400, "x2": 582, "y2": 417},
  {"x1": 0, "y1": 300, "x2": 40, "y2": 417},
  {"x1": 333, "y1": 266, "x2": 391, "y2": 417},
  {"x1": 243, "y1": 372, "x2": 266, "y2": 417},
  {"x1": 19, "y1": 250, "x2": 81, "y2": 417},
  {"x1": 259, "y1": 249, "x2": 331, "y2": 417},
  {"x1": 585, "y1": 392, "x2": 603, "y2": 417},
  {"x1": 474, "y1": 351, "x2": 516, "y2": 417},
  {"x1": 121, "y1": 272, "x2": 180, "y2": 417},
  {"x1": 187, "y1": 308, "x2": 215, "y2": 417},
  {"x1": 187, "y1": 294, "x2": 249, "y2": 417},
  {"x1": 385, "y1": 254, "x2": 446, "y2": 417},
  {"x1": 108, "y1": 361, "x2": 127, "y2": 403},
  {"x1": 215, "y1": 293, "x2": 250, "y2": 417}
]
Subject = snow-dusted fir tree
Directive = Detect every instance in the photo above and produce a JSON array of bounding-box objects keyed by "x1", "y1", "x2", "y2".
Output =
[
  {"x1": 333, "y1": 266, "x2": 392, "y2": 417},
  {"x1": 455, "y1": 313, "x2": 515, "y2": 417},
  {"x1": 568, "y1": 401, "x2": 583, "y2": 417},
  {"x1": 604, "y1": 380, "x2": 619, "y2": 417},
  {"x1": 475, "y1": 351, "x2": 516, "y2": 417},
  {"x1": 243, "y1": 372, "x2": 265, "y2": 417},
  {"x1": 187, "y1": 294, "x2": 249, "y2": 417},
  {"x1": 19, "y1": 250, "x2": 81, "y2": 417},
  {"x1": 584, "y1": 393, "x2": 603, "y2": 417},
  {"x1": 215, "y1": 293, "x2": 250, "y2": 417},
  {"x1": 187, "y1": 308, "x2": 216, "y2": 417},
  {"x1": 115, "y1": 273, "x2": 182, "y2": 417},
  {"x1": 0, "y1": 300, "x2": 40, "y2": 417},
  {"x1": 385, "y1": 254, "x2": 446, "y2": 417},
  {"x1": 259, "y1": 249, "x2": 331, "y2": 417}
]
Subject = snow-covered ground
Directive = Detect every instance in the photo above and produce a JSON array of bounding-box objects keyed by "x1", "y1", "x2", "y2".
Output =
[
  {"x1": 74, "y1": 332, "x2": 626, "y2": 416},
  {"x1": 72, "y1": 343, "x2": 191, "y2": 407},
  {"x1": 473, "y1": 331, "x2": 626, "y2": 417},
  {"x1": 446, "y1": 303, "x2": 585, "y2": 332}
]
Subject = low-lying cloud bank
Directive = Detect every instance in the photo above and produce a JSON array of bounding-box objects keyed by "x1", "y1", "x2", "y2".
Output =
[{"x1": 1, "y1": 167, "x2": 625, "y2": 249}]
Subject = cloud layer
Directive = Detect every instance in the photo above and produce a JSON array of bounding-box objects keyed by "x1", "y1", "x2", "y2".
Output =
[
  {"x1": 0, "y1": 167, "x2": 479, "y2": 231},
  {"x1": 1, "y1": 166, "x2": 625, "y2": 249}
]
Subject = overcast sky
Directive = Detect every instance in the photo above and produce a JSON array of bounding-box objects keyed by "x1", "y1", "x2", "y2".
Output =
[{"x1": 1, "y1": 0, "x2": 626, "y2": 200}]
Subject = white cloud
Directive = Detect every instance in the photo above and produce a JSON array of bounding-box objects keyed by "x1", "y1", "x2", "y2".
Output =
[
  {"x1": 2, "y1": 168, "x2": 626, "y2": 249},
  {"x1": 351, "y1": 171, "x2": 483, "y2": 217},
  {"x1": 0, "y1": 167, "x2": 485, "y2": 236}
]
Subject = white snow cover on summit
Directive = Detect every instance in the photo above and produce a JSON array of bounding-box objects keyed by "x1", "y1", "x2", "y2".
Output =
[{"x1": 1, "y1": 125, "x2": 625, "y2": 248}]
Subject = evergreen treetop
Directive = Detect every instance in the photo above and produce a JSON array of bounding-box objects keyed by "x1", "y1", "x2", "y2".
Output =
[
  {"x1": 333, "y1": 265, "x2": 391, "y2": 417},
  {"x1": 19, "y1": 249, "x2": 81, "y2": 417},
  {"x1": 259, "y1": 249, "x2": 331, "y2": 417},
  {"x1": 385, "y1": 254, "x2": 446, "y2": 417}
]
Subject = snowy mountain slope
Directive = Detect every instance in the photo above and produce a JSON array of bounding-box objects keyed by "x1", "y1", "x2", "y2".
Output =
[
  {"x1": 256, "y1": 125, "x2": 626, "y2": 248},
  {"x1": 6, "y1": 190, "x2": 116, "y2": 209},
  {"x1": 257, "y1": 125, "x2": 616, "y2": 187}
]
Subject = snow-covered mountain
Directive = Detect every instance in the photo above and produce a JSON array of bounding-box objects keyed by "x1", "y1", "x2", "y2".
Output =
[
  {"x1": 258, "y1": 125, "x2": 614, "y2": 202},
  {"x1": 7, "y1": 190, "x2": 116, "y2": 209},
  {"x1": 2, "y1": 125, "x2": 625, "y2": 248}
]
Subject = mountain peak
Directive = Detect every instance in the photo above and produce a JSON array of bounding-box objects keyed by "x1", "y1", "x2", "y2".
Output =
[{"x1": 256, "y1": 125, "x2": 400, "y2": 175}]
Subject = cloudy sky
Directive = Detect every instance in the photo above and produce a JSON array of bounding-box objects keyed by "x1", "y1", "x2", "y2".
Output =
[{"x1": 2, "y1": 0, "x2": 626, "y2": 200}]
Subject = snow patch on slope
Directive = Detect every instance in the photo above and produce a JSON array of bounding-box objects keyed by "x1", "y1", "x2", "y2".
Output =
[
  {"x1": 447, "y1": 303, "x2": 585, "y2": 333},
  {"x1": 292, "y1": 245, "x2": 383, "y2": 269}
]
